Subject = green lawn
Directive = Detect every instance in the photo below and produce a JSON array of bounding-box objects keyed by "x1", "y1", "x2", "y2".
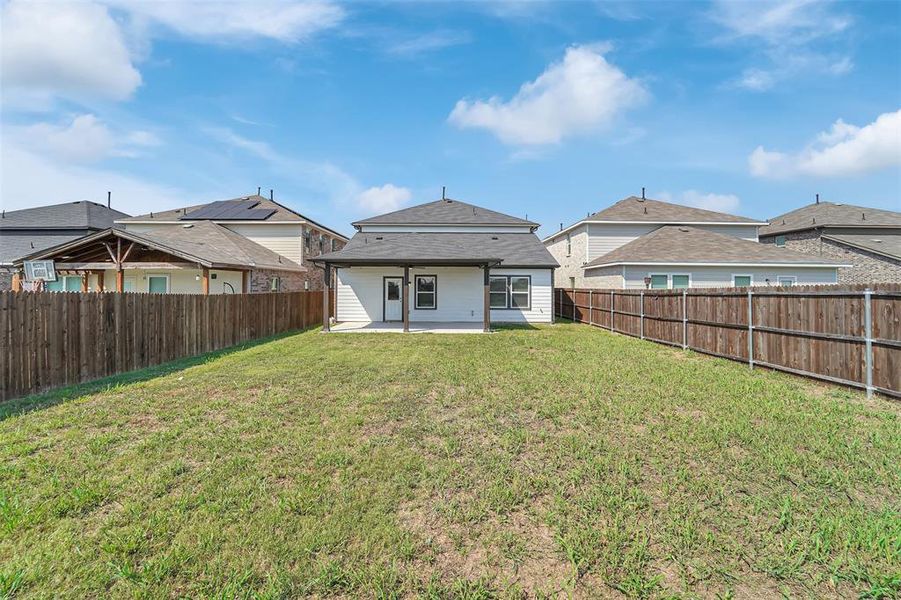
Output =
[{"x1": 1, "y1": 323, "x2": 899, "y2": 599}]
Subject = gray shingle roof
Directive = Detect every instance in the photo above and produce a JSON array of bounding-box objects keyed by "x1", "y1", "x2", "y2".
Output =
[
  {"x1": 822, "y1": 232, "x2": 901, "y2": 261},
  {"x1": 19, "y1": 222, "x2": 304, "y2": 272},
  {"x1": 759, "y1": 202, "x2": 901, "y2": 236},
  {"x1": 311, "y1": 232, "x2": 558, "y2": 267},
  {"x1": 0, "y1": 201, "x2": 129, "y2": 230},
  {"x1": 0, "y1": 233, "x2": 84, "y2": 265},
  {"x1": 117, "y1": 194, "x2": 349, "y2": 241},
  {"x1": 586, "y1": 196, "x2": 763, "y2": 224},
  {"x1": 585, "y1": 226, "x2": 843, "y2": 268},
  {"x1": 352, "y1": 198, "x2": 539, "y2": 228}
]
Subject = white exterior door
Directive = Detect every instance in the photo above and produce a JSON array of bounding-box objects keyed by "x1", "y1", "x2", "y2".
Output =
[{"x1": 384, "y1": 277, "x2": 403, "y2": 321}]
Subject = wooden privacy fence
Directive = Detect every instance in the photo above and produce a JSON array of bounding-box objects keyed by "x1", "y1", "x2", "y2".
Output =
[
  {"x1": 555, "y1": 284, "x2": 901, "y2": 398},
  {"x1": 1, "y1": 290, "x2": 333, "y2": 402}
]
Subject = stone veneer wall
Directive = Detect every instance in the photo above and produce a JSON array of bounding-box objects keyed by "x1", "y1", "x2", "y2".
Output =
[
  {"x1": 545, "y1": 227, "x2": 589, "y2": 287},
  {"x1": 298, "y1": 226, "x2": 346, "y2": 291},
  {"x1": 760, "y1": 230, "x2": 901, "y2": 284}
]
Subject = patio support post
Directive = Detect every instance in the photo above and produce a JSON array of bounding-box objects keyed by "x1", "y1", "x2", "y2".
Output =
[
  {"x1": 81, "y1": 273, "x2": 89, "y2": 292},
  {"x1": 115, "y1": 238, "x2": 124, "y2": 292},
  {"x1": 403, "y1": 265, "x2": 410, "y2": 333},
  {"x1": 322, "y1": 265, "x2": 331, "y2": 332},
  {"x1": 201, "y1": 267, "x2": 210, "y2": 295},
  {"x1": 483, "y1": 265, "x2": 490, "y2": 333}
]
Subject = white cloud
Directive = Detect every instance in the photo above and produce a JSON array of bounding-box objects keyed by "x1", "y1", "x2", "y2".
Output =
[
  {"x1": 710, "y1": 0, "x2": 854, "y2": 91},
  {"x1": 448, "y1": 44, "x2": 648, "y2": 145},
  {"x1": 1, "y1": 141, "x2": 186, "y2": 216},
  {"x1": 111, "y1": 0, "x2": 345, "y2": 43},
  {"x1": 749, "y1": 110, "x2": 901, "y2": 178},
  {"x1": 385, "y1": 30, "x2": 472, "y2": 57},
  {"x1": 356, "y1": 184, "x2": 412, "y2": 214},
  {"x1": 1, "y1": 1, "x2": 142, "y2": 104},
  {"x1": 12, "y1": 114, "x2": 161, "y2": 163},
  {"x1": 657, "y1": 190, "x2": 742, "y2": 214}
]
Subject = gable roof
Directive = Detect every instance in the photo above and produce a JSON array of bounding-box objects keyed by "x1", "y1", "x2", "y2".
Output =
[
  {"x1": 822, "y1": 232, "x2": 901, "y2": 261},
  {"x1": 759, "y1": 201, "x2": 901, "y2": 236},
  {"x1": 352, "y1": 198, "x2": 539, "y2": 229},
  {"x1": 544, "y1": 196, "x2": 765, "y2": 242},
  {"x1": 584, "y1": 226, "x2": 845, "y2": 269},
  {"x1": 117, "y1": 194, "x2": 349, "y2": 241},
  {"x1": 0, "y1": 201, "x2": 129, "y2": 230},
  {"x1": 310, "y1": 232, "x2": 558, "y2": 267},
  {"x1": 18, "y1": 221, "x2": 304, "y2": 272}
]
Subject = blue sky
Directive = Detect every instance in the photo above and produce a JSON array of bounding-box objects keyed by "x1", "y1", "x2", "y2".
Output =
[{"x1": 1, "y1": 0, "x2": 899, "y2": 237}]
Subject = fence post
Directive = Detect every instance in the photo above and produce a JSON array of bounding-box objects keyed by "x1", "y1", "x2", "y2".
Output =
[
  {"x1": 682, "y1": 290, "x2": 687, "y2": 349},
  {"x1": 747, "y1": 289, "x2": 754, "y2": 369},
  {"x1": 639, "y1": 291, "x2": 644, "y2": 340},
  {"x1": 588, "y1": 290, "x2": 593, "y2": 326},
  {"x1": 610, "y1": 290, "x2": 616, "y2": 332},
  {"x1": 557, "y1": 288, "x2": 562, "y2": 319},
  {"x1": 864, "y1": 288, "x2": 873, "y2": 398}
]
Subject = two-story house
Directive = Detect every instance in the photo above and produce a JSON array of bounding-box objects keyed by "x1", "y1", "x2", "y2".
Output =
[
  {"x1": 759, "y1": 200, "x2": 901, "y2": 283},
  {"x1": 310, "y1": 197, "x2": 558, "y2": 332},
  {"x1": 16, "y1": 193, "x2": 348, "y2": 294},
  {"x1": 545, "y1": 195, "x2": 844, "y2": 289}
]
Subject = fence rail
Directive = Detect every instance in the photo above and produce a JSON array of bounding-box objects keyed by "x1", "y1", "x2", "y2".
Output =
[
  {"x1": 1, "y1": 290, "x2": 333, "y2": 402},
  {"x1": 555, "y1": 284, "x2": 901, "y2": 398}
]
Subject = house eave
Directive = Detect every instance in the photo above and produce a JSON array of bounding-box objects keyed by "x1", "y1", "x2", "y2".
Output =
[
  {"x1": 542, "y1": 219, "x2": 766, "y2": 243},
  {"x1": 583, "y1": 261, "x2": 850, "y2": 270}
]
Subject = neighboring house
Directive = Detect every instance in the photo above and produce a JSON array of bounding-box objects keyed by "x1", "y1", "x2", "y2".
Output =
[
  {"x1": 115, "y1": 193, "x2": 349, "y2": 291},
  {"x1": 15, "y1": 221, "x2": 305, "y2": 294},
  {"x1": 544, "y1": 195, "x2": 845, "y2": 288},
  {"x1": 0, "y1": 200, "x2": 129, "y2": 290},
  {"x1": 759, "y1": 200, "x2": 901, "y2": 283},
  {"x1": 310, "y1": 197, "x2": 558, "y2": 331},
  {"x1": 581, "y1": 225, "x2": 845, "y2": 289},
  {"x1": 544, "y1": 195, "x2": 766, "y2": 288}
]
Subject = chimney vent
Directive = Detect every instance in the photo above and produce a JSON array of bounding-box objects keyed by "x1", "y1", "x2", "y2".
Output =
[
  {"x1": 257, "y1": 186, "x2": 261, "y2": 195},
  {"x1": 862, "y1": 212, "x2": 866, "y2": 220},
  {"x1": 560, "y1": 222, "x2": 563, "y2": 231},
  {"x1": 442, "y1": 185, "x2": 446, "y2": 200},
  {"x1": 270, "y1": 189, "x2": 274, "y2": 201},
  {"x1": 641, "y1": 187, "x2": 646, "y2": 200},
  {"x1": 816, "y1": 193, "x2": 820, "y2": 204},
  {"x1": 643, "y1": 206, "x2": 648, "y2": 214},
  {"x1": 107, "y1": 191, "x2": 111, "y2": 209}
]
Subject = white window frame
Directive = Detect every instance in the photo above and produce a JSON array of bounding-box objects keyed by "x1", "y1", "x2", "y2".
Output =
[
  {"x1": 671, "y1": 273, "x2": 691, "y2": 289},
  {"x1": 489, "y1": 276, "x2": 508, "y2": 309},
  {"x1": 414, "y1": 275, "x2": 437, "y2": 310},
  {"x1": 565, "y1": 234, "x2": 572, "y2": 257},
  {"x1": 270, "y1": 277, "x2": 281, "y2": 292},
  {"x1": 147, "y1": 274, "x2": 170, "y2": 293},
  {"x1": 732, "y1": 274, "x2": 753, "y2": 287},
  {"x1": 647, "y1": 273, "x2": 670, "y2": 289},
  {"x1": 777, "y1": 276, "x2": 796, "y2": 287},
  {"x1": 489, "y1": 275, "x2": 531, "y2": 310}
]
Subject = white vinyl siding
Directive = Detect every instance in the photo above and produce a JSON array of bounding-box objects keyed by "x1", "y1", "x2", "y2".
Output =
[
  {"x1": 337, "y1": 267, "x2": 484, "y2": 322},
  {"x1": 622, "y1": 266, "x2": 837, "y2": 289},
  {"x1": 490, "y1": 268, "x2": 552, "y2": 323},
  {"x1": 99, "y1": 269, "x2": 244, "y2": 294}
]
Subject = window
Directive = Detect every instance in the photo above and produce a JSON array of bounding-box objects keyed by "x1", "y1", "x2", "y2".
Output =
[
  {"x1": 148, "y1": 275, "x2": 169, "y2": 293},
  {"x1": 777, "y1": 276, "x2": 796, "y2": 287},
  {"x1": 45, "y1": 275, "x2": 79, "y2": 292},
  {"x1": 671, "y1": 274, "x2": 690, "y2": 289},
  {"x1": 489, "y1": 275, "x2": 530, "y2": 310},
  {"x1": 732, "y1": 274, "x2": 752, "y2": 287},
  {"x1": 649, "y1": 274, "x2": 669, "y2": 289},
  {"x1": 303, "y1": 230, "x2": 311, "y2": 250},
  {"x1": 318, "y1": 234, "x2": 325, "y2": 252},
  {"x1": 414, "y1": 275, "x2": 436, "y2": 309},
  {"x1": 270, "y1": 277, "x2": 281, "y2": 292},
  {"x1": 510, "y1": 276, "x2": 530, "y2": 309},
  {"x1": 331, "y1": 239, "x2": 338, "y2": 252},
  {"x1": 566, "y1": 234, "x2": 572, "y2": 256},
  {"x1": 775, "y1": 235, "x2": 786, "y2": 247},
  {"x1": 489, "y1": 276, "x2": 508, "y2": 308}
]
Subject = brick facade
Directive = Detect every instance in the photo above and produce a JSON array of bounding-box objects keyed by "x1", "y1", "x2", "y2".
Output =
[
  {"x1": 298, "y1": 225, "x2": 346, "y2": 291},
  {"x1": 545, "y1": 227, "x2": 590, "y2": 287},
  {"x1": 760, "y1": 230, "x2": 901, "y2": 284}
]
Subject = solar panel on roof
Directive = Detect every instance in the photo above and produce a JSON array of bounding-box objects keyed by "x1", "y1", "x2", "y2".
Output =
[{"x1": 180, "y1": 199, "x2": 275, "y2": 221}]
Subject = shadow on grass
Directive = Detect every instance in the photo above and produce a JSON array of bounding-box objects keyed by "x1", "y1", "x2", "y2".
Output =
[{"x1": 0, "y1": 329, "x2": 311, "y2": 421}]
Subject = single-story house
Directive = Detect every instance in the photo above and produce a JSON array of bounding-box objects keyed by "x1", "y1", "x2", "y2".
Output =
[
  {"x1": 1, "y1": 199, "x2": 129, "y2": 290},
  {"x1": 759, "y1": 199, "x2": 901, "y2": 283},
  {"x1": 583, "y1": 225, "x2": 848, "y2": 288},
  {"x1": 310, "y1": 197, "x2": 559, "y2": 332},
  {"x1": 15, "y1": 221, "x2": 304, "y2": 294}
]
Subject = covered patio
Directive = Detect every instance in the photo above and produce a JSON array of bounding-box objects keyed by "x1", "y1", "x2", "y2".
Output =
[{"x1": 330, "y1": 321, "x2": 487, "y2": 334}]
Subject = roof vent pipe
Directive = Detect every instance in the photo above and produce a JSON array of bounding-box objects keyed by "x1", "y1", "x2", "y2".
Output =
[
  {"x1": 641, "y1": 187, "x2": 645, "y2": 200},
  {"x1": 257, "y1": 186, "x2": 261, "y2": 195},
  {"x1": 816, "y1": 193, "x2": 819, "y2": 204},
  {"x1": 862, "y1": 212, "x2": 866, "y2": 220},
  {"x1": 643, "y1": 206, "x2": 648, "y2": 214},
  {"x1": 442, "y1": 186, "x2": 446, "y2": 200},
  {"x1": 270, "y1": 189, "x2": 273, "y2": 201},
  {"x1": 107, "y1": 191, "x2": 111, "y2": 209},
  {"x1": 560, "y1": 222, "x2": 563, "y2": 231}
]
